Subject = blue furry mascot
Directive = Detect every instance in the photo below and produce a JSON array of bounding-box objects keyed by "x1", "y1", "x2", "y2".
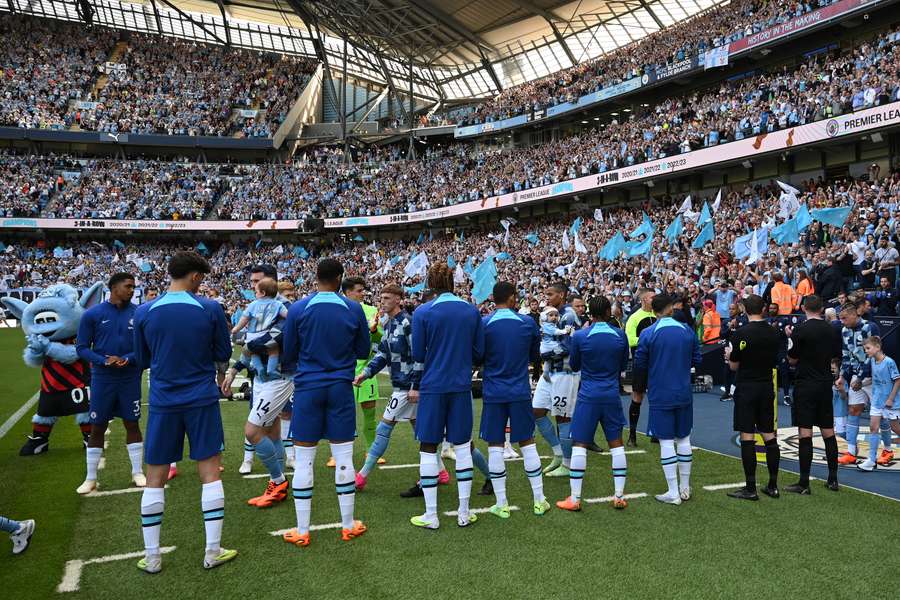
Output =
[{"x1": 1, "y1": 282, "x2": 104, "y2": 455}]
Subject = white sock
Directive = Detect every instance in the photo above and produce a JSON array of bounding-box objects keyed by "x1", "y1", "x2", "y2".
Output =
[
  {"x1": 521, "y1": 443, "x2": 544, "y2": 503},
  {"x1": 454, "y1": 444, "x2": 473, "y2": 517},
  {"x1": 660, "y1": 439, "x2": 678, "y2": 495},
  {"x1": 293, "y1": 446, "x2": 316, "y2": 535},
  {"x1": 569, "y1": 446, "x2": 587, "y2": 501},
  {"x1": 126, "y1": 442, "x2": 143, "y2": 475},
  {"x1": 331, "y1": 441, "x2": 356, "y2": 530},
  {"x1": 140, "y1": 487, "x2": 164, "y2": 555},
  {"x1": 280, "y1": 419, "x2": 294, "y2": 460},
  {"x1": 86, "y1": 447, "x2": 102, "y2": 481},
  {"x1": 676, "y1": 436, "x2": 692, "y2": 490},
  {"x1": 243, "y1": 436, "x2": 255, "y2": 464},
  {"x1": 201, "y1": 480, "x2": 225, "y2": 552},
  {"x1": 611, "y1": 446, "x2": 627, "y2": 498},
  {"x1": 487, "y1": 446, "x2": 508, "y2": 506},
  {"x1": 419, "y1": 451, "x2": 439, "y2": 520},
  {"x1": 552, "y1": 444, "x2": 563, "y2": 457}
]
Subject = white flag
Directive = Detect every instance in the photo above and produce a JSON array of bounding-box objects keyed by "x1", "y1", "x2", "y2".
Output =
[
  {"x1": 593, "y1": 208, "x2": 604, "y2": 222},
  {"x1": 683, "y1": 210, "x2": 700, "y2": 223},
  {"x1": 500, "y1": 218, "x2": 515, "y2": 246},
  {"x1": 574, "y1": 231, "x2": 587, "y2": 254},
  {"x1": 484, "y1": 246, "x2": 497, "y2": 259},
  {"x1": 677, "y1": 195, "x2": 692, "y2": 214},
  {"x1": 403, "y1": 252, "x2": 429, "y2": 279},
  {"x1": 112, "y1": 254, "x2": 120, "y2": 263},
  {"x1": 704, "y1": 45, "x2": 729, "y2": 70},
  {"x1": 777, "y1": 191, "x2": 800, "y2": 219},
  {"x1": 711, "y1": 189, "x2": 722, "y2": 213},
  {"x1": 454, "y1": 264, "x2": 465, "y2": 284},
  {"x1": 273, "y1": 245, "x2": 284, "y2": 255},
  {"x1": 776, "y1": 180, "x2": 800, "y2": 195},
  {"x1": 553, "y1": 259, "x2": 577, "y2": 277},
  {"x1": 68, "y1": 264, "x2": 85, "y2": 277},
  {"x1": 562, "y1": 230, "x2": 571, "y2": 252},
  {"x1": 747, "y1": 229, "x2": 761, "y2": 265}
]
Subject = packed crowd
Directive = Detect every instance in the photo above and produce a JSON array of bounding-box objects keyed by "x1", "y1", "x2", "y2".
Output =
[
  {"x1": 4, "y1": 171, "x2": 900, "y2": 330},
  {"x1": 459, "y1": 0, "x2": 843, "y2": 126},
  {"x1": 0, "y1": 13, "x2": 316, "y2": 136},
  {"x1": 4, "y1": 22, "x2": 896, "y2": 221}
]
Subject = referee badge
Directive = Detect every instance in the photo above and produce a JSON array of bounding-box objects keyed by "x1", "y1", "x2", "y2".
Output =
[{"x1": 739, "y1": 341, "x2": 747, "y2": 351}]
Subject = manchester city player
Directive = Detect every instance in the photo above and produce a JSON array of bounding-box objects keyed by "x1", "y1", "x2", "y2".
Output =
[
  {"x1": 133, "y1": 252, "x2": 236, "y2": 573},
  {"x1": 479, "y1": 281, "x2": 549, "y2": 518},
  {"x1": 76, "y1": 272, "x2": 145, "y2": 494}
]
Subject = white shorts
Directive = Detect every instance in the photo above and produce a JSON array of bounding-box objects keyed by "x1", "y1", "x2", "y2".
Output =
[
  {"x1": 247, "y1": 377, "x2": 294, "y2": 427},
  {"x1": 885, "y1": 407, "x2": 900, "y2": 421},
  {"x1": 847, "y1": 385, "x2": 871, "y2": 406},
  {"x1": 532, "y1": 372, "x2": 580, "y2": 418},
  {"x1": 383, "y1": 390, "x2": 416, "y2": 422}
]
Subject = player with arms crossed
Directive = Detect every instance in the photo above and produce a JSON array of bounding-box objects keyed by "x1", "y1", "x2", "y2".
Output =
[
  {"x1": 632, "y1": 294, "x2": 702, "y2": 505},
  {"x1": 532, "y1": 282, "x2": 580, "y2": 477},
  {"x1": 410, "y1": 264, "x2": 484, "y2": 529},
  {"x1": 133, "y1": 252, "x2": 236, "y2": 573},
  {"x1": 280, "y1": 259, "x2": 371, "y2": 547},
  {"x1": 479, "y1": 281, "x2": 549, "y2": 518},
  {"x1": 75, "y1": 272, "x2": 146, "y2": 494},
  {"x1": 557, "y1": 296, "x2": 631, "y2": 511}
]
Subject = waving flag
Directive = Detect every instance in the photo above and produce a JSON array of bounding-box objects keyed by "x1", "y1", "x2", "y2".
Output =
[
  {"x1": 447, "y1": 255, "x2": 456, "y2": 268},
  {"x1": 599, "y1": 232, "x2": 626, "y2": 261},
  {"x1": 294, "y1": 245, "x2": 309, "y2": 259},
  {"x1": 626, "y1": 234, "x2": 653, "y2": 258},
  {"x1": 677, "y1": 195, "x2": 692, "y2": 214},
  {"x1": 811, "y1": 206, "x2": 852, "y2": 228},
  {"x1": 777, "y1": 181, "x2": 801, "y2": 195},
  {"x1": 771, "y1": 218, "x2": 800, "y2": 246},
  {"x1": 629, "y1": 212, "x2": 653, "y2": 239},
  {"x1": 574, "y1": 232, "x2": 587, "y2": 254},
  {"x1": 699, "y1": 202, "x2": 712, "y2": 224},
  {"x1": 796, "y1": 204, "x2": 812, "y2": 231},
  {"x1": 594, "y1": 208, "x2": 604, "y2": 222},
  {"x1": 664, "y1": 215, "x2": 683, "y2": 244},
  {"x1": 524, "y1": 233, "x2": 539, "y2": 246},
  {"x1": 404, "y1": 282, "x2": 425, "y2": 294},
  {"x1": 472, "y1": 256, "x2": 497, "y2": 304},
  {"x1": 500, "y1": 218, "x2": 516, "y2": 245},
  {"x1": 113, "y1": 239, "x2": 125, "y2": 249},
  {"x1": 711, "y1": 189, "x2": 722, "y2": 213},
  {"x1": 454, "y1": 264, "x2": 465, "y2": 284},
  {"x1": 404, "y1": 252, "x2": 429, "y2": 279},
  {"x1": 734, "y1": 228, "x2": 768, "y2": 261},
  {"x1": 570, "y1": 217, "x2": 583, "y2": 235},
  {"x1": 562, "y1": 229, "x2": 571, "y2": 252},
  {"x1": 353, "y1": 234, "x2": 365, "y2": 242},
  {"x1": 496, "y1": 252, "x2": 511, "y2": 261},
  {"x1": 272, "y1": 244, "x2": 284, "y2": 255},
  {"x1": 692, "y1": 220, "x2": 714, "y2": 249},
  {"x1": 464, "y1": 256, "x2": 475, "y2": 276},
  {"x1": 416, "y1": 232, "x2": 425, "y2": 245}
]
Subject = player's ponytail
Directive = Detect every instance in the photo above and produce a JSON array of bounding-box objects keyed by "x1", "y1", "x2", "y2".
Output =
[{"x1": 427, "y1": 264, "x2": 454, "y2": 295}]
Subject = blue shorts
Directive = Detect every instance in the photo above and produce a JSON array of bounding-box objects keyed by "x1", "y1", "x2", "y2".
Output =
[
  {"x1": 89, "y1": 377, "x2": 142, "y2": 424},
  {"x1": 648, "y1": 404, "x2": 693, "y2": 440},
  {"x1": 416, "y1": 391, "x2": 473, "y2": 445},
  {"x1": 145, "y1": 403, "x2": 224, "y2": 465},
  {"x1": 479, "y1": 400, "x2": 534, "y2": 444},
  {"x1": 571, "y1": 400, "x2": 626, "y2": 444},
  {"x1": 832, "y1": 388, "x2": 848, "y2": 418},
  {"x1": 290, "y1": 382, "x2": 356, "y2": 443}
]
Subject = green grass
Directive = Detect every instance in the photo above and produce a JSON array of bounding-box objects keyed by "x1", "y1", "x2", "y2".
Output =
[{"x1": 1, "y1": 328, "x2": 899, "y2": 599}]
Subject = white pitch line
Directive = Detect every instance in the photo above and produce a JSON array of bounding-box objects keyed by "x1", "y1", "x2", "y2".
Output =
[
  {"x1": 269, "y1": 522, "x2": 343, "y2": 536},
  {"x1": 443, "y1": 505, "x2": 521, "y2": 517},
  {"x1": 243, "y1": 471, "x2": 294, "y2": 480},
  {"x1": 702, "y1": 482, "x2": 745, "y2": 491},
  {"x1": 85, "y1": 485, "x2": 168, "y2": 498},
  {"x1": 57, "y1": 546, "x2": 176, "y2": 592},
  {"x1": 584, "y1": 492, "x2": 648, "y2": 504},
  {"x1": 379, "y1": 456, "x2": 552, "y2": 470},
  {"x1": 0, "y1": 392, "x2": 38, "y2": 440}
]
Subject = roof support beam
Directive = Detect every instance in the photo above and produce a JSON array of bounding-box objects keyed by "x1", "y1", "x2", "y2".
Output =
[
  {"x1": 148, "y1": 0, "x2": 164, "y2": 35},
  {"x1": 404, "y1": 0, "x2": 497, "y2": 54},
  {"x1": 215, "y1": 0, "x2": 232, "y2": 46},
  {"x1": 156, "y1": 0, "x2": 227, "y2": 45},
  {"x1": 637, "y1": 0, "x2": 665, "y2": 28},
  {"x1": 507, "y1": 0, "x2": 577, "y2": 64}
]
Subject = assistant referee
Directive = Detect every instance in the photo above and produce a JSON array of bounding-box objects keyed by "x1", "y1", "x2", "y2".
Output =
[{"x1": 724, "y1": 295, "x2": 781, "y2": 501}]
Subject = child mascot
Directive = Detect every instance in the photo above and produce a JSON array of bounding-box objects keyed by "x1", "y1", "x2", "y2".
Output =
[{"x1": 1, "y1": 282, "x2": 104, "y2": 455}]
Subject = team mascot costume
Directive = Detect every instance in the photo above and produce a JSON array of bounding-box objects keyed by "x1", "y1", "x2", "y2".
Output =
[{"x1": 1, "y1": 282, "x2": 104, "y2": 455}]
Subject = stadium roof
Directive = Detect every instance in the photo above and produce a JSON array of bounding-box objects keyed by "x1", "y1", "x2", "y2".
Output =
[{"x1": 5, "y1": 0, "x2": 721, "y2": 101}]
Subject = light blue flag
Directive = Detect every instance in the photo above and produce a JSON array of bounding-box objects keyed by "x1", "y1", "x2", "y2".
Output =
[
  {"x1": 570, "y1": 217, "x2": 583, "y2": 235},
  {"x1": 700, "y1": 202, "x2": 712, "y2": 224},
  {"x1": 629, "y1": 212, "x2": 654, "y2": 239},
  {"x1": 112, "y1": 239, "x2": 125, "y2": 249},
  {"x1": 417, "y1": 232, "x2": 425, "y2": 244},
  {"x1": 524, "y1": 233, "x2": 539, "y2": 246},
  {"x1": 733, "y1": 228, "x2": 769, "y2": 260},
  {"x1": 196, "y1": 241, "x2": 209, "y2": 255},
  {"x1": 53, "y1": 246, "x2": 67, "y2": 258},
  {"x1": 390, "y1": 255, "x2": 403, "y2": 266},
  {"x1": 404, "y1": 282, "x2": 425, "y2": 294},
  {"x1": 139, "y1": 262, "x2": 153, "y2": 273},
  {"x1": 0, "y1": 242, "x2": 5, "y2": 252},
  {"x1": 599, "y1": 232, "x2": 626, "y2": 260},
  {"x1": 811, "y1": 205, "x2": 852, "y2": 228},
  {"x1": 472, "y1": 256, "x2": 497, "y2": 304},
  {"x1": 664, "y1": 215, "x2": 683, "y2": 244},
  {"x1": 294, "y1": 245, "x2": 309, "y2": 259},
  {"x1": 796, "y1": 204, "x2": 812, "y2": 231},
  {"x1": 353, "y1": 234, "x2": 364, "y2": 242},
  {"x1": 459, "y1": 231, "x2": 464, "y2": 243},
  {"x1": 771, "y1": 218, "x2": 800, "y2": 246},
  {"x1": 429, "y1": 230, "x2": 433, "y2": 241},
  {"x1": 626, "y1": 234, "x2": 654, "y2": 258},
  {"x1": 496, "y1": 252, "x2": 511, "y2": 261},
  {"x1": 242, "y1": 289, "x2": 256, "y2": 301},
  {"x1": 255, "y1": 238, "x2": 263, "y2": 249},
  {"x1": 447, "y1": 255, "x2": 456, "y2": 268},
  {"x1": 692, "y1": 220, "x2": 714, "y2": 249},
  {"x1": 464, "y1": 256, "x2": 475, "y2": 276}
]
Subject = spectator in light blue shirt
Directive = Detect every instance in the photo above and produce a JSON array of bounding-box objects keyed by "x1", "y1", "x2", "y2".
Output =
[{"x1": 713, "y1": 280, "x2": 737, "y2": 322}]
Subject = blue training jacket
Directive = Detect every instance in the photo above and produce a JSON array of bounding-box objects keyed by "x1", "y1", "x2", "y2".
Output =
[
  {"x1": 411, "y1": 292, "x2": 484, "y2": 394},
  {"x1": 632, "y1": 316, "x2": 702, "y2": 408},
  {"x1": 77, "y1": 301, "x2": 140, "y2": 380},
  {"x1": 570, "y1": 321, "x2": 629, "y2": 404},
  {"x1": 481, "y1": 308, "x2": 540, "y2": 403}
]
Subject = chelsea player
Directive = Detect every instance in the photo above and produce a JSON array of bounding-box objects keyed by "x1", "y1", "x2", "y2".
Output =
[
  {"x1": 76, "y1": 272, "x2": 146, "y2": 494},
  {"x1": 133, "y1": 252, "x2": 236, "y2": 573}
]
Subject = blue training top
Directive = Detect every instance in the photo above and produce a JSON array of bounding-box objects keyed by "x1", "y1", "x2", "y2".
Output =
[
  {"x1": 133, "y1": 291, "x2": 232, "y2": 411},
  {"x1": 76, "y1": 300, "x2": 140, "y2": 380},
  {"x1": 412, "y1": 292, "x2": 484, "y2": 394},
  {"x1": 632, "y1": 316, "x2": 702, "y2": 408},
  {"x1": 481, "y1": 308, "x2": 540, "y2": 403},
  {"x1": 281, "y1": 291, "x2": 371, "y2": 391},
  {"x1": 570, "y1": 321, "x2": 629, "y2": 404}
]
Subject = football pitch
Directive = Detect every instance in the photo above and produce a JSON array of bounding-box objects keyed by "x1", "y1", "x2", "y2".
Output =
[{"x1": 1, "y1": 328, "x2": 899, "y2": 599}]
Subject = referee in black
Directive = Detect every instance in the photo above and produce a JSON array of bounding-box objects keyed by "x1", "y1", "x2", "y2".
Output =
[
  {"x1": 724, "y1": 295, "x2": 781, "y2": 500},
  {"x1": 784, "y1": 295, "x2": 843, "y2": 494}
]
